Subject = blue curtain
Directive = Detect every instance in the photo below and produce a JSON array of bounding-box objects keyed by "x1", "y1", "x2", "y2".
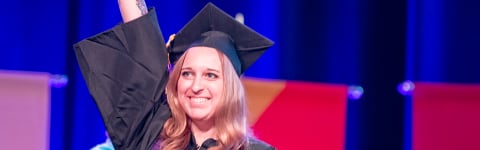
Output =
[{"x1": 1, "y1": 0, "x2": 479, "y2": 149}]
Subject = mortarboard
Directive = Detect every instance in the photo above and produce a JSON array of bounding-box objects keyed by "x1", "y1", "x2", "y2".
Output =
[{"x1": 167, "y1": 2, "x2": 274, "y2": 75}]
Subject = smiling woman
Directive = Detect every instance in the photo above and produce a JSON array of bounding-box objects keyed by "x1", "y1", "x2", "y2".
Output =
[
  {"x1": 176, "y1": 47, "x2": 224, "y2": 122},
  {"x1": 159, "y1": 4, "x2": 276, "y2": 147},
  {"x1": 165, "y1": 46, "x2": 245, "y2": 149},
  {"x1": 73, "y1": 0, "x2": 274, "y2": 150}
]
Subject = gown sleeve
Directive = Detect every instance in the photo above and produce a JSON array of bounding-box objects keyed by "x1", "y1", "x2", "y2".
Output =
[{"x1": 73, "y1": 8, "x2": 171, "y2": 150}]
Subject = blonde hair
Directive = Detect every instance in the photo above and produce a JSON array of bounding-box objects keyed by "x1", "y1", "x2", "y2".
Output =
[{"x1": 159, "y1": 49, "x2": 250, "y2": 149}]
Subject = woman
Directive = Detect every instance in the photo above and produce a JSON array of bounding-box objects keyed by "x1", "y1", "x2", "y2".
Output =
[{"x1": 74, "y1": 0, "x2": 274, "y2": 149}]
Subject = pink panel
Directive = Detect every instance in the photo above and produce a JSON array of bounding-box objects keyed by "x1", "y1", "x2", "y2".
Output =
[
  {"x1": 0, "y1": 70, "x2": 50, "y2": 150},
  {"x1": 413, "y1": 82, "x2": 480, "y2": 150}
]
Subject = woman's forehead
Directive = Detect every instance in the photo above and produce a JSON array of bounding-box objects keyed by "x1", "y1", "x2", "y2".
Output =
[{"x1": 182, "y1": 47, "x2": 222, "y2": 70}]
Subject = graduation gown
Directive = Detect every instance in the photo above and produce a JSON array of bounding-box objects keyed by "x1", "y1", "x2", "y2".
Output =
[{"x1": 74, "y1": 9, "x2": 274, "y2": 150}]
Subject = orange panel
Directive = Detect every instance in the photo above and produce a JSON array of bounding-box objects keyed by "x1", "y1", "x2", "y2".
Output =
[{"x1": 243, "y1": 77, "x2": 286, "y2": 125}]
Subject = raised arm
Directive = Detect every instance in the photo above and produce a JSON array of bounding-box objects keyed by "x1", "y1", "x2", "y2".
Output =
[{"x1": 118, "y1": 0, "x2": 148, "y2": 22}]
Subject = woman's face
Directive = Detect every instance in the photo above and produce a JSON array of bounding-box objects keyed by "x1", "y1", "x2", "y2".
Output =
[{"x1": 177, "y1": 47, "x2": 224, "y2": 122}]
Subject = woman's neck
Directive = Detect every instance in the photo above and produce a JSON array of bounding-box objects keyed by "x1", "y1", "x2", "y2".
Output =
[{"x1": 191, "y1": 120, "x2": 216, "y2": 145}]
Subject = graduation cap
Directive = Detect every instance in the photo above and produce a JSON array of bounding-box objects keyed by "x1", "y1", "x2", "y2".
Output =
[{"x1": 168, "y1": 2, "x2": 274, "y2": 75}]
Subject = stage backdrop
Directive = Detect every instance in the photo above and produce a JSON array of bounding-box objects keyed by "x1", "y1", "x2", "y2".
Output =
[{"x1": 3, "y1": 0, "x2": 480, "y2": 149}]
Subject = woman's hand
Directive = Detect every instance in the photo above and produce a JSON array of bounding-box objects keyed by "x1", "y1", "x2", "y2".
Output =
[{"x1": 118, "y1": 0, "x2": 148, "y2": 23}]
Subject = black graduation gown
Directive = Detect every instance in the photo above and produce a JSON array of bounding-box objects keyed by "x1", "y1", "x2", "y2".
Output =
[
  {"x1": 74, "y1": 8, "x2": 170, "y2": 150},
  {"x1": 74, "y1": 9, "x2": 274, "y2": 150}
]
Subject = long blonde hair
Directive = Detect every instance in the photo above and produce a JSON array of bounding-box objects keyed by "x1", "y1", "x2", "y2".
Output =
[{"x1": 159, "y1": 49, "x2": 250, "y2": 149}]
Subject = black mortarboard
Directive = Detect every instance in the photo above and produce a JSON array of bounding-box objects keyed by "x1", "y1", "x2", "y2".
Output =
[{"x1": 168, "y1": 2, "x2": 274, "y2": 75}]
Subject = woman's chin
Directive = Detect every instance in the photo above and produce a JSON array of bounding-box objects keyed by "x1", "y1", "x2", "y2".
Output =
[{"x1": 188, "y1": 113, "x2": 212, "y2": 122}]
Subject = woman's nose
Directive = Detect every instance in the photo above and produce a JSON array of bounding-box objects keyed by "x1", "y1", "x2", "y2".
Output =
[{"x1": 190, "y1": 76, "x2": 204, "y2": 94}]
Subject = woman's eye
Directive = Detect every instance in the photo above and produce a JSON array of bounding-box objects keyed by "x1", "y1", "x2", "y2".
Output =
[
  {"x1": 181, "y1": 71, "x2": 192, "y2": 77},
  {"x1": 206, "y1": 73, "x2": 218, "y2": 79}
]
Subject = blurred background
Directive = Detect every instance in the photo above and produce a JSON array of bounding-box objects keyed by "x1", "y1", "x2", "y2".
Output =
[{"x1": 1, "y1": 0, "x2": 479, "y2": 149}]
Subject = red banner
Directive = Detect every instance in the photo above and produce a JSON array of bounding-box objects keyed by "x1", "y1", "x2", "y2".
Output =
[
  {"x1": 413, "y1": 82, "x2": 480, "y2": 150},
  {"x1": 244, "y1": 78, "x2": 347, "y2": 149}
]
